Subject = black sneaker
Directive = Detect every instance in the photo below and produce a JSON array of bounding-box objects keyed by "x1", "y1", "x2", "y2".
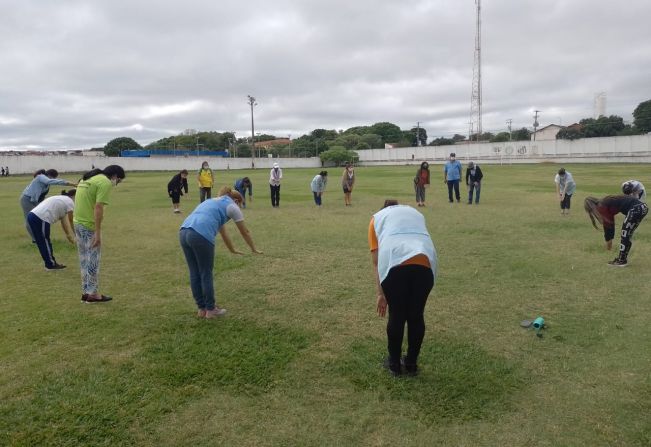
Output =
[
  {"x1": 84, "y1": 294, "x2": 113, "y2": 303},
  {"x1": 607, "y1": 259, "x2": 628, "y2": 267},
  {"x1": 45, "y1": 263, "x2": 66, "y2": 271},
  {"x1": 382, "y1": 357, "x2": 402, "y2": 377},
  {"x1": 401, "y1": 356, "x2": 419, "y2": 377}
]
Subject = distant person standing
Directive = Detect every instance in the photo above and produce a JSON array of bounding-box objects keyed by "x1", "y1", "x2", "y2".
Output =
[
  {"x1": 554, "y1": 167, "x2": 576, "y2": 215},
  {"x1": 269, "y1": 163, "x2": 283, "y2": 207},
  {"x1": 465, "y1": 161, "x2": 484, "y2": 205},
  {"x1": 369, "y1": 200, "x2": 437, "y2": 376},
  {"x1": 20, "y1": 169, "x2": 76, "y2": 242},
  {"x1": 1, "y1": 167, "x2": 4, "y2": 177},
  {"x1": 4, "y1": 167, "x2": 8, "y2": 176},
  {"x1": 414, "y1": 162, "x2": 430, "y2": 207},
  {"x1": 622, "y1": 180, "x2": 646, "y2": 202},
  {"x1": 27, "y1": 189, "x2": 77, "y2": 270},
  {"x1": 197, "y1": 161, "x2": 214, "y2": 202},
  {"x1": 443, "y1": 152, "x2": 463, "y2": 203},
  {"x1": 341, "y1": 162, "x2": 356, "y2": 206},
  {"x1": 584, "y1": 195, "x2": 648, "y2": 267},
  {"x1": 234, "y1": 177, "x2": 253, "y2": 208},
  {"x1": 167, "y1": 169, "x2": 189, "y2": 213},
  {"x1": 310, "y1": 171, "x2": 328, "y2": 206},
  {"x1": 73, "y1": 165, "x2": 126, "y2": 303}
]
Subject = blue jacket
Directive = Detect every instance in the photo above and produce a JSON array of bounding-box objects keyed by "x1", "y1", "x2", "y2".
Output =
[{"x1": 444, "y1": 160, "x2": 463, "y2": 181}]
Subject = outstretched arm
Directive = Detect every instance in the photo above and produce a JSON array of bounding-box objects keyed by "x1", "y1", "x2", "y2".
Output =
[
  {"x1": 219, "y1": 226, "x2": 243, "y2": 254},
  {"x1": 371, "y1": 250, "x2": 387, "y2": 317},
  {"x1": 235, "y1": 221, "x2": 263, "y2": 254}
]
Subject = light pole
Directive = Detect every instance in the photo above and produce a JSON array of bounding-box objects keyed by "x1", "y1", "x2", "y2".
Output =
[
  {"x1": 416, "y1": 122, "x2": 421, "y2": 147},
  {"x1": 247, "y1": 95, "x2": 257, "y2": 164},
  {"x1": 533, "y1": 110, "x2": 541, "y2": 141},
  {"x1": 288, "y1": 134, "x2": 292, "y2": 158},
  {"x1": 506, "y1": 119, "x2": 512, "y2": 141}
]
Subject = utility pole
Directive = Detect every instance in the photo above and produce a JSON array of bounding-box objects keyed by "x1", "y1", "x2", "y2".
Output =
[
  {"x1": 469, "y1": 0, "x2": 482, "y2": 142},
  {"x1": 247, "y1": 95, "x2": 257, "y2": 163},
  {"x1": 533, "y1": 110, "x2": 540, "y2": 141},
  {"x1": 416, "y1": 122, "x2": 421, "y2": 147},
  {"x1": 506, "y1": 119, "x2": 512, "y2": 141},
  {"x1": 288, "y1": 134, "x2": 292, "y2": 158}
]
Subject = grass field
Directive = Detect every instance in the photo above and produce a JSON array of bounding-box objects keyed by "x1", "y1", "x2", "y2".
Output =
[{"x1": 1, "y1": 164, "x2": 650, "y2": 446}]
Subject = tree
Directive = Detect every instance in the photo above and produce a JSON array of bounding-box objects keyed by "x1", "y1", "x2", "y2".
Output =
[
  {"x1": 490, "y1": 132, "x2": 511, "y2": 143},
  {"x1": 319, "y1": 146, "x2": 358, "y2": 166},
  {"x1": 556, "y1": 128, "x2": 584, "y2": 140},
  {"x1": 104, "y1": 137, "x2": 142, "y2": 156},
  {"x1": 511, "y1": 128, "x2": 531, "y2": 141},
  {"x1": 369, "y1": 122, "x2": 403, "y2": 144},
  {"x1": 633, "y1": 99, "x2": 651, "y2": 133},
  {"x1": 580, "y1": 115, "x2": 625, "y2": 138},
  {"x1": 429, "y1": 137, "x2": 455, "y2": 146},
  {"x1": 452, "y1": 134, "x2": 466, "y2": 142},
  {"x1": 408, "y1": 127, "x2": 428, "y2": 146},
  {"x1": 359, "y1": 133, "x2": 383, "y2": 149}
]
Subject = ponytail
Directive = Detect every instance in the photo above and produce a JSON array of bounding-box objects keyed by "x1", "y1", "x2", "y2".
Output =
[
  {"x1": 584, "y1": 197, "x2": 602, "y2": 229},
  {"x1": 82, "y1": 165, "x2": 126, "y2": 181}
]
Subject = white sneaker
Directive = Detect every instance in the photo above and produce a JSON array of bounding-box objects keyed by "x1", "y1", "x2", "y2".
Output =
[{"x1": 205, "y1": 307, "x2": 227, "y2": 318}]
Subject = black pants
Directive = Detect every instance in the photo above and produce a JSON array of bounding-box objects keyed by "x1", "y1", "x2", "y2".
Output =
[
  {"x1": 199, "y1": 187, "x2": 211, "y2": 203},
  {"x1": 560, "y1": 193, "x2": 572, "y2": 210},
  {"x1": 619, "y1": 203, "x2": 648, "y2": 261},
  {"x1": 447, "y1": 180, "x2": 460, "y2": 202},
  {"x1": 381, "y1": 265, "x2": 434, "y2": 366},
  {"x1": 270, "y1": 184, "x2": 280, "y2": 207}
]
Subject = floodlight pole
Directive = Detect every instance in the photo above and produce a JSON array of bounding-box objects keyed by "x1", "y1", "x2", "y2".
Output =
[{"x1": 247, "y1": 95, "x2": 257, "y2": 164}]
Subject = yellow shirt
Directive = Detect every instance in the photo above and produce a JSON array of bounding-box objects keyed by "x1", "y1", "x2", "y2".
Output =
[{"x1": 198, "y1": 168, "x2": 213, "y2": 188}]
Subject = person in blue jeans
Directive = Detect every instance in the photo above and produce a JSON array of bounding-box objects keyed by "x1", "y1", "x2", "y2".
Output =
[
  {"x1": 179, "y1": 187, "x2": 262, "y2": 319},
  {"x1": 311, "y1": 171, "x2": 328, "y2": 206},
  {"x1": 465, "y1": 161, "x2": 483, "y2": 204},
  {"x1": 443, "y1": 152, "x2": 463, "y2": 203},
  {"x1": 234, "y1": 177, "x2": 253, "y2": 208}
]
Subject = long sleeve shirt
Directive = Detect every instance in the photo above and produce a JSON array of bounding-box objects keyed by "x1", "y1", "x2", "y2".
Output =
[
  {"x1": 234, "y1": 178, "x2": 253, "y2": 197},
  {"x1": 21, "y1": 174, "x2": 69, "y2": 204},
  {"x1": 311, "y1": 175, "x2": 327, "y2": 193},
  {"x1": 168, "y1": 174, "x2": 189, "y2": 194}
]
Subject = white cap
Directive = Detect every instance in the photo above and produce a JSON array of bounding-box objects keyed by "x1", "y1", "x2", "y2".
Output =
[{"x1": 273, "y1": 163, "x2": 279, "y2": 168}]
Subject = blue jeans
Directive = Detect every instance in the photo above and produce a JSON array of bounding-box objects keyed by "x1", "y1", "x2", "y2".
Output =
[
  {"x1": 20, "y1": 195, "x2": 37, "y2": 241},
  {"x1": 313, "y1": 192, "x2": 322, "y2": 206},
  {"x1": 468, "y1": 181, "x2": 481, "y2": 203},
  {"x1": 179, "y1": 228, "x2": 216, "y2": 311},
  {"x1": 415, "y1": 185, "x2": 425, "y2": 203}
]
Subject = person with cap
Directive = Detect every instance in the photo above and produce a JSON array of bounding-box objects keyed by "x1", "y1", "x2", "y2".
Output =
[
  {"x1": 269, "y1": 163, "x2": 283, "y2": 207},
  {"x1": 621, "y1": 179, "x2": 646, "y2": 202},
  {"x1": 311, "y1": 171, "x2": 328, "y2": 207},
  {"x1": 443, "y1": 152, "x2": 463, "y2": 203},
  {"x1": 465, "y1": 161, "x2": 484, "y2": 204},
  {"x1": 554, "y1": 167, "x2": 576, "y2": 215},
  {"x1": 369, "y1": 199, "x2": 437, "y2": 376}
]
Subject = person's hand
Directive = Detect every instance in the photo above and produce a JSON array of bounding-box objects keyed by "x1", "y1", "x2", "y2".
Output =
[
  {"x1": 424, "y1": 184, "x2": 429, "y2": 188},
  {"x1": 252, "y1": 249, "x2": 263, "y2": 254},
  {"x1": 67, "y1": 236, "x2": 76, "y2": 245},
  {"x1": 606, "y1": 240, "x2": 613, "y2": 251},
  {"x1": 249, "y1": 196, "x2": 253, "y2": 202},
  {"x1": 377, "y1": 294, "x2": 387, "y2": 317},
  {"x1": 443, "y1": 180, "x2": 447, "y2": 184},
  {"x1": 91, "y1": 233, "x2": 101, "y2": 248}
]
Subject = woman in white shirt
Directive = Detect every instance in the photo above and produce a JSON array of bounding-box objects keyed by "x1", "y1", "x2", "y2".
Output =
[{"x1": 27, "y1": 189, "x2": 76, "y2": 270}]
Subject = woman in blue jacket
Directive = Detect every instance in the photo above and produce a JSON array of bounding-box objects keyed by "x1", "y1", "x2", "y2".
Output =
[{"x1": 180, "y1": 187, "x2": 262, "y2": 319}]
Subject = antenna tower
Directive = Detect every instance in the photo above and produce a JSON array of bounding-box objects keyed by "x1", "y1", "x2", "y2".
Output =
[{"x1": 469, "y1": 0, "x2": 482, "y2": 141}]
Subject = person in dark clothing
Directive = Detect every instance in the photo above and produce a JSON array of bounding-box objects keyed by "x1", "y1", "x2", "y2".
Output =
[
  {"x1": 465, "y1": 161, "x2": 484, "y2": 204},
  {"x1": 168, "y1": 169, "x2": 189, "y2": 213},
  {"x1": 584, "y1": 195, "x2": 648, "y2": 267},
  {"x1": 234, "y1": 177, "x2": 253, "y2": 208}
]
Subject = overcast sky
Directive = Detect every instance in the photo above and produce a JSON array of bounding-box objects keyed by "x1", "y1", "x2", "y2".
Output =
[{"x1": 1, "y1": 0, "x2": 650, "y2": 150}]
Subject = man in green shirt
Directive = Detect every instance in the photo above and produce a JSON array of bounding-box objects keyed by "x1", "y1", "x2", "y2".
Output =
[{"x1": 73, "y1": 165, "x2": 126, "y2": 303}]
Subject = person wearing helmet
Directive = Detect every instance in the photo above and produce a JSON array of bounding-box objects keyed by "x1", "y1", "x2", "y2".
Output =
[{"x1": 622, "y1": 180, "x2": 646, "y2": 202}]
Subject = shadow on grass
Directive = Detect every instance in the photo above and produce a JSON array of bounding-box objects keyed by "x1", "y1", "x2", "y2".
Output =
[
  {"x1": 1, "y1": 318, "x2": 313, "y2": 446},
  {"x1": 336, "y1": 337, "x2": 525, "y2": 423}
]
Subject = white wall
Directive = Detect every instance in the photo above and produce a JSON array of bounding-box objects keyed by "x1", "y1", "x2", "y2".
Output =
[
  {"x1": 2, "y1": 134, "x2": 650, "y2": 174},
  {"x1": 0, "y1": 154, "x2": 321, "y2": 175}
]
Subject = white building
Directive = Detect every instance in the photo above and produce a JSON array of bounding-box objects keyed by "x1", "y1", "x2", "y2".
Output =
[{"x1": 531, "y1": 124, "x2": 564, "y2": 141}]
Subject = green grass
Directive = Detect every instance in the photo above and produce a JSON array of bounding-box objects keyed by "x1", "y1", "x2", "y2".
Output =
[{"x1": 1, "y1": 164, "x2": 650, "y2": 446}]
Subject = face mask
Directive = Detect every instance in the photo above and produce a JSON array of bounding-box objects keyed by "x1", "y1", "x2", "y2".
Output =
[
  {"x1": 202, "y1": 165, "x2": 208, "y2": 169},
  {"x1": 450, "y1": 157, "x2": 456, "y2": 161},
  {"x1": 111, "y1": 178, "x2": 119, "y2": 187}
]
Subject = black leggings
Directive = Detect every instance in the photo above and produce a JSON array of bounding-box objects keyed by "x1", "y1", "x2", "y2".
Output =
[
  {"x1": 619, "y1": 203, "x2": 648, "y2": 261},
  {"x1": 560, "y1": 193, "x2": 572, "y2": 210},
  {"x1": 270, "y1": 184, "x2": 280, "y2": 207},
  {"x1": 381, "y1": 265, "x2": 434, "y2": 365}
]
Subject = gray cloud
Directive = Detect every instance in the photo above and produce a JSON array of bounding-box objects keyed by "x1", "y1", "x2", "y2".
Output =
[{"x1": 1, "y1": 0, "x2": 650, "y2": 149}]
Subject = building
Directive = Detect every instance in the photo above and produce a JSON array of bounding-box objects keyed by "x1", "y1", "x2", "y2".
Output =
[{"x1": 531, "y1": 124, "x2": 564, "y2": 141}]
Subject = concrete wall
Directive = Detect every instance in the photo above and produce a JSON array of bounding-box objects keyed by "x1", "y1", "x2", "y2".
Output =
[
  {"x1": 0, "y1": 154, "x2": 321, "y2": 175},
  {"x1": 2, "y1": 134, "x2": 650, "y2": 174}
]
